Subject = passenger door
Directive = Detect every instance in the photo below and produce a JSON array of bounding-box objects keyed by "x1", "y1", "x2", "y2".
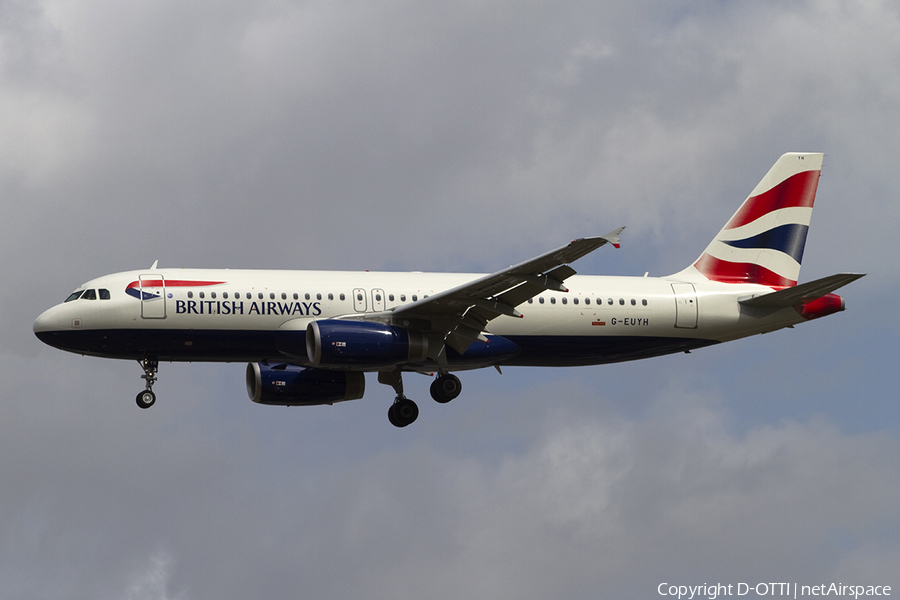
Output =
[
  {"x1": 671, "y1": 283, "x2": 697, "y2": 329},
  {"x1": 139, "y1": 274, "x2": 166, "y2": 319}
]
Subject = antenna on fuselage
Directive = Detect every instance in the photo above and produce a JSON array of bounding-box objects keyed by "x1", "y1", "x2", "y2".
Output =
[{"x1": 150, "y1": 260, "x2": 159, "y2": 269}]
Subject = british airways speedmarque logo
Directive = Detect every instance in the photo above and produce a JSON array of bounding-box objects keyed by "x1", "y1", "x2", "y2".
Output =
[{"x1": 125, "y1": 279, "x2": 225, "y2": 301}]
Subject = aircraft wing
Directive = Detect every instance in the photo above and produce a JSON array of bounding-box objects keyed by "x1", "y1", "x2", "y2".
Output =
[
  {"x1": 388, "y1": 228, "x2": 625, "y2": 354},
  {"x1": 739, "y1": 273, "x2": 866, "y2": 308}
]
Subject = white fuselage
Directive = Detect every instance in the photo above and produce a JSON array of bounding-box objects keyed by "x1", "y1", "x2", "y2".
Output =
[
  {"x1": 33, "y1": 267, "x2": 806, "y2": 369},
  {"x1": 30, "y1": 153, "x2": 858, "y2": 424}
]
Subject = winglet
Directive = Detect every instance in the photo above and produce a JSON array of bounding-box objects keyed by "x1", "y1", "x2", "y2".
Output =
[{"x1": 600, "y1": 226, "x2": 625, "y2": 249}]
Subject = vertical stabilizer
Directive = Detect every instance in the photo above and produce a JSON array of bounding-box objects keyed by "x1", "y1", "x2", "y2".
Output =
[{"x1": 677, "y1": 152, "x2": 823, "y2": 287}]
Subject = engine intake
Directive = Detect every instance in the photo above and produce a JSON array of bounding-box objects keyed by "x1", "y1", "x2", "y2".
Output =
[
  {"x1": 306, "y1": 320, "x2": 428, "y2": 368},
  {"x1": 246, "y1": 363, "x2": 365, "y2": 406}
]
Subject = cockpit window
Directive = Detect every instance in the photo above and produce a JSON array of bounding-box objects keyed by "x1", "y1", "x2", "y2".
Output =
[
  {"x1": 81, "y1": 289, "x2": 97, "y2": 300},
  {"x1": 99, "y1": 289, "x2": 111, "y2": 300},
  {"x1": 65, "y1": 290, "x2": 84, "y2": 302}
]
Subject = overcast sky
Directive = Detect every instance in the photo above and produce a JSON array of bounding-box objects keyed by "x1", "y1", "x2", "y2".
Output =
[{"x1": 3, "y1": 0, "x2": 899, "y2": 598}]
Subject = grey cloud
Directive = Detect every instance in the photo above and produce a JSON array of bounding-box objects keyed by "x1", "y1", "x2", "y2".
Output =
[
  {"x1": 6, "y1": 374, "x2": 897, "y2": 599},
  {"x1": 2, "y1": 0, "x2": 898, "y2": 597}
]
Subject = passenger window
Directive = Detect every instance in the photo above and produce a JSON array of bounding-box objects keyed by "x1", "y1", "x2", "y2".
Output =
[
  {"x1": 281, "y1": 293, "x2": 287, "y2": 300},
  {"x1": 340, "y1": 293, "x2": 346, "y2": 301},
  {"x1": 619, "y1": 298, "x2": 625, "y2": 305},
  {"x1": 99, "y1": 289, "x2": 110, "y2": 300},
  {"x1": 400, "y1": 294, "x2": 406, "y2": 302},
  {"x1": 293, "y1": 293, "x2": 299, "y2": 300},
  {"x1": 317, "y1": 293, "x2": 322, "y2": 301},
  {"x1": 211, "y1": 292, "x2": 217, "y2": 299},
  {"x1": 389, "y1": 294, "x2": 394, "y2": 302},
  {"x1": 246, "y1": 292, "x2": 252, "y2": 299},
  {"x1": 562, "y1": 297, "x2": 567, "y2": 305},
  {"x1": 585, "y1": 297, "x2": 590, "y2": 305},
  {"x1": 412, "y1": 295, "x2": 418, "y2": 302},
  {"x1": 269, "y1": 293, "x2": 275, "y2": 300},
  {"x1": 608, "y1": 298, "x2": 613, "y2": 305},
  {"x1": 223, "y1": 292, "x2": 229, "y2": 299},
  {"x1": 631, "y1": 299, "x2": 636, "y2": 306},
  {"x1": 305, "y1": 293, "x2": 311, "y2": 300},
  {"x1": 328, "y1": 293, "x2": 334, "y2": 301},
  {"x1": 82, "y1": 289, "x2": 97, "y2": 300},
  {"x1": 528, "y1": 298, "x2": 533, "y2": 304},
  {"x1": 573, "y1": 297, "x2": 579, "y2": 305},
  {"x1": 550, "y1": 297, "x2": 556, "y2": 304},
  {"x1": 187, "y1": 291, "x2": 194, "y2": 299},
  {"x1": 199, "y1": 292, "x2": 205, "y2": 299},
  {"x1": 539, "y1": 297, "x2": 545, "y2": 304},
  {"x1": 65, "y1": 291, "x2": 83, "y2": 302},
  {"x1": 642, "y1": 299, "x2": 648, "y2": 306}
]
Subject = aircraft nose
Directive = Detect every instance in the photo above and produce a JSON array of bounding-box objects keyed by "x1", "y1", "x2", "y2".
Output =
[
  {"x1": 34, "y1": 309, "x2": 49, "y2": 335},
  {"x1": 33, "y1": 305, "x2": 69, "y2": 347},
  {"x1": 34, "y1": 307, "x2": 59, "y2": 334}
]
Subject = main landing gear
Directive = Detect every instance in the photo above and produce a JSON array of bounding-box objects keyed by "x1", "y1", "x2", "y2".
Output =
[
  {"x1": 135, "y1": 358, "x2": 158, "y2": 409},
  {"x1": 379, "y1": 371, "x2": 463, "y2": 427},
  {"x1": 379, "y1": 371, "x2": 418, "y2": 428},
  {"x1": 430, "y1": 373, "x2": 462, "y2": 404}
]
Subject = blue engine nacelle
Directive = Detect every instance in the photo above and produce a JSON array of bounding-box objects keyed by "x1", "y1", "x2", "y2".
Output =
[
  {"x1": 306, "y1": 320, "x2": 428, "y2": 368},
  {"x1": 246, "y1": 363, "x2": 366, "y2": 406}
]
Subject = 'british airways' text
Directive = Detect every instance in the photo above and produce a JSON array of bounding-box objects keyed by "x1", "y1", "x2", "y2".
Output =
[{"x1": 175, "y1": 300, "x2": 322, "y2": 316}]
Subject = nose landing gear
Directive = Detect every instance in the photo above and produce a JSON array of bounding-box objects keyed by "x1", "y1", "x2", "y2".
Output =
[{"x1": 136, "y1": 358, "x2": 158, "y2": 409}]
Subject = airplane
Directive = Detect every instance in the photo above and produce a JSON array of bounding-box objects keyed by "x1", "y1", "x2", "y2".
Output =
[{"x1": 34, "y1": 152, "x2": 864, "y2": 427}]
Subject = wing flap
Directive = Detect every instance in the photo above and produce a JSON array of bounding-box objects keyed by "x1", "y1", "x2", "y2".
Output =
[
  {"x1": 393, "y1": 228, "x2": 625, "y2": 321},
  {"x1": 382, "y1": 228, "x2": 625, "y2": 355}
]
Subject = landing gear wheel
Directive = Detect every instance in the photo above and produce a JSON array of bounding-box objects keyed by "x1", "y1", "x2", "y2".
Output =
[
  {"x1": 388, "y1": 403, "x2": 401, "y2": 427},
  {"x1": 431, "y1": 373, "x2": 461, "y2": 404},
  {"x1": 388, "y1": 398, "x2": 419, "y2": 427},
  {"x1": 136, "y1": 358, "x2": 159, "y2": 409},
  {"x1": 136, "y1": 389, "x2": 156, "y2": 409},
  {"x1": 379, "y1": 370, "x2": 419, "y2": 427}
]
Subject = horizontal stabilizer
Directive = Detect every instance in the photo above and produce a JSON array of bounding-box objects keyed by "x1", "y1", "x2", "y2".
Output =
[{"x1": 739, "y1": 273, "x2": 865, "y2": 308}]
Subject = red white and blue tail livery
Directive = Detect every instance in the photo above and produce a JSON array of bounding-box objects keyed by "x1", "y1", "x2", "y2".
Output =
[
  {"x1": 34, "y1": 153, "x2": 864, "y2": 427},
  {"x1": 687, "y1": 152, "x2": 820, "y2": 287}
]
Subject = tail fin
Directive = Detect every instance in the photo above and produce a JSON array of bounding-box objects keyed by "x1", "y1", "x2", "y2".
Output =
[{"x1": 679, "y1": 152, "x2": 823, "y2": 287}]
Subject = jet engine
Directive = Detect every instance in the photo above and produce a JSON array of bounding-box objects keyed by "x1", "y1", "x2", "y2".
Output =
[
  {"x1": 246, "y1": 363, "x2": 365, "y2": 406},
  {"x1": 306, "y1": 320, "x2": 428, "y2": 368}
]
